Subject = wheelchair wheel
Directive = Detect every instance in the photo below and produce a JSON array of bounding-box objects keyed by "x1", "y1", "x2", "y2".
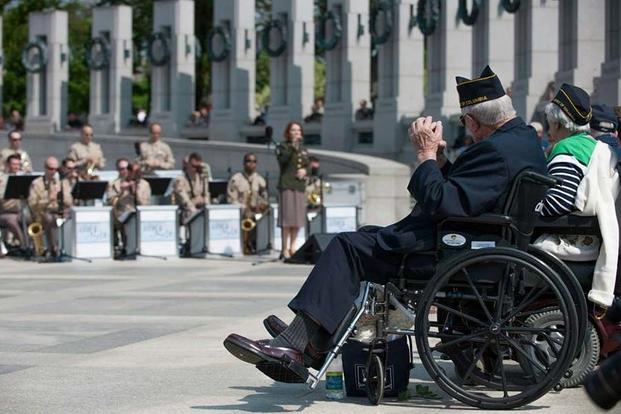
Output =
[
  {"x1": 415, "y1": 248, "x2": 579, "y2": 409},
  {"x1": 520, "y1": 309, "x2": 600, "y2": 388},
  {"x1": 365, "y1": 354, "x2": 384, "y2": 405}
]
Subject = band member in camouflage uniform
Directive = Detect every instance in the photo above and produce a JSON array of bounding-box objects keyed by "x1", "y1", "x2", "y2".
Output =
[
  {"x1": 0, "y1": 154, "x2": 27, "y2": 250},
  {"x1": 28, "y1": 157, "x2": 74, "y2": 257},
  {"x1": 173, "y1": 152, "x2": 210, "y2": 223},
  {"x1": 227, "y1": 153, "x2": 268, "y2": 253},
  {"x1": 106, "y1": 158, "x2": 151, "y2": 259},
  {"x1": 137, "y1": 123, "x2": 175, "y2": 175},
  {"x1": 67, "y1": 125, "x2": 106, "y2": 179},
  {"x1": 0, "y1": 131, "x2": 32, "y2": 173}
]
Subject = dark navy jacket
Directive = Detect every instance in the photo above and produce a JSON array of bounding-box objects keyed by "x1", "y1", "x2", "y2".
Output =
[{"x1": 376, "y1": 117, "x2": 547, "y2": 252}]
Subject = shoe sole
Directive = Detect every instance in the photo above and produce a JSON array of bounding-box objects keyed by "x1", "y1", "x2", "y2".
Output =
[
  {"x1": 223, "y1": 338, "x2": 266, "y2": 365},
  {"x1": 256, "y1": 361, "x2": 307, "y2": 383}
]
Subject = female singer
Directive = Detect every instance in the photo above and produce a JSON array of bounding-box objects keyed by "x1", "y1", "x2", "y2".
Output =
[{"x1": 277, "y1": 122, "x2": 309, "y2": 259}]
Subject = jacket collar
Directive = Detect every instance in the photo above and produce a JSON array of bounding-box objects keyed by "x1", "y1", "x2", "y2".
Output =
[{"x1": 495, "y1": 117, "x2": 525, "y2": 133}]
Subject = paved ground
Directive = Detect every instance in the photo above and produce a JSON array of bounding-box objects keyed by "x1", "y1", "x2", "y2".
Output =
[{"x1": 0, "y1": 257, "x2": 602, "y2": 414}]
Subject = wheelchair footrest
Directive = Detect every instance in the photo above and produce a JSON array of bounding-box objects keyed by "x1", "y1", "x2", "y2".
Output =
[{"x1": 256, "y1": 355, "x2": 309, "y2": 384}]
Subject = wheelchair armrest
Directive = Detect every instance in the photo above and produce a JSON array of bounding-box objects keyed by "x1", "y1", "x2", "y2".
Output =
[
  {"x1": 440, "y1": 214, "x2": 514, "y2": 227},
  {"x1": 535, "y1": 215, "x2": 599, "y2": 235}
]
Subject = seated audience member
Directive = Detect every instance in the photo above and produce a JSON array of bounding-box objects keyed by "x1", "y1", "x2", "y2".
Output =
[
  {"x1": 106, "y1": 158, "x2": 151, "y2": 259},
  {"x1": 65, "y1": 112, "x2": 84, "y2": 130},
  {"x1": 0, "y1": 155, "x2": 27, "y2": 250},
  {"x1": 7, "y1": 110, "x2": 24, "y2": 131},
  {"x1": 536, "y1": 84, "x2": 619, "y2": 309},
  {"x1": 530, "y1": 121, "x2": 549, "y2": 152},
  {"x1": 303, "y1": 99, "x2": 324, "y2": 123},
  {"x1": 223, "y1": 66, "x2": 547, "y2": 383},
  {"x1": 355, "y1": 99, "x2": 374, "y2": 121},
  {"x1": 27, "y1": 157, "x2": 74, "y2": 258},
  {"x1": 0, "y1": 131, "x2": 33, "y2": 173},
  {"x1": 589, "y1": 104, "x2": 620, "y2": 158}
]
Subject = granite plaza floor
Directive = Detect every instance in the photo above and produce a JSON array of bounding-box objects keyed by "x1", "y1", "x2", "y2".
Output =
[{"x1": 0, "y1": 257, "x2": 602, "y2": 413}]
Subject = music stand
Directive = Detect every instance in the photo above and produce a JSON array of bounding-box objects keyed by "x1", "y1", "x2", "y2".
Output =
[
  {"x1": 71, "y1": 180, "x2": 108, "y2": 202},
  {"x1": 209, "y1": 180, "x2": 228, "y2": 204},
  {"x1": 3, "y1": 175, "x2": 40, "y2": 259},
  {"x1": 144, "y1": 177, "x2": 172, "y2": 197}
]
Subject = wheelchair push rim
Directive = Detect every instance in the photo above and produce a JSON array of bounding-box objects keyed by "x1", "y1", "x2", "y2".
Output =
[{"x1": 415, "y1": 248, "x2": 580, "y2": 409}]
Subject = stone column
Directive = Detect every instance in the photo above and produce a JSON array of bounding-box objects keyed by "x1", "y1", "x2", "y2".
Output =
[
  {"x1": 425, "y1": 0, "x2": 473, "y2": 120},
  {"x1": 371, "y1": 0, "x2": 423, "y2": 158},
  {"x1": 88, "y1": 5, "x2": 133, "y2": 134},
  {"x1": 0, "y1": 17, "x2": 3, "y2": 115},
  {"x1": 472, "y1": 1, "x2": 514, "y2": 87},
  {"x1": 266, "y1": 0, "x2": 315, "y2": 139},
  {"x1": 320, "y1": 0, "x2": 370, "y2": 151},
  {"x1": 25, "y1": 10, "x2": 69, "y2": 133},
  {"x1": 511, "y1": 1, "x2": 559, "y2": 121},
  {"x1": 554, "y1": 0, "x2": 605, "y2": 95},
  {"x1": 150, "y1": 0, "x2": 195, "y2": 136},
  {"x1": 209, "y1": 0, "x2": 256, "y2": 142},
  {"x1": 593, "y1": 0, "x2": 621, "y2": 106}
]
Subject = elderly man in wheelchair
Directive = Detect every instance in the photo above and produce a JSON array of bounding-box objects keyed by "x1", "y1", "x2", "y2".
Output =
[{"x1": 224, "y1": 68, "x2": 613, "y2": 409}]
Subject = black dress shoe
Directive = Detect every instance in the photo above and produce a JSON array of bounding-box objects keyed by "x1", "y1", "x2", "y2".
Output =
[
  {"x1": 263, "y1": 315, "x2": 288, "y2": 338},
  {"x1": 262, "y1": 315, "x2": 327, "y2": 370},
  {"x1": 223, "y1": 334, "x2": 308, "y2": 383}
]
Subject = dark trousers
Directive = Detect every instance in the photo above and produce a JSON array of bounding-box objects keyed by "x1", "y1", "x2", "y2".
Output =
[{"x1": 288, "y1": 231, "x2": 433, "y2": 334}]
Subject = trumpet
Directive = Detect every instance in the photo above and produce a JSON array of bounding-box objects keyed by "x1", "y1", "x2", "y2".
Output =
[{"x1": 20, "y1": 153, "x2": 30, "y2": 171}]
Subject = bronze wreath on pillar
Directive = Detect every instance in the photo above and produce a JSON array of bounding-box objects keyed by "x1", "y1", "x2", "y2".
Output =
[
  {"x1": 315, "y1": 10, "x2": 343, "y2": 52},
  {"x1": 85, "y1": 37, "x2": 111, "y2": 71},
  {"x1": 458, "y1": 0, "x2": 482, "y2": 26},
  {"x1": 502, "y1": 0, "x2": 521, "y2": 13},
  {"x1": 147, "y1": 32, "x2": 171, "y2": 67},
  {"x1": 21, "y1": 40, "x2": 48, "y2": 73},
  {"x1": 206, "y1": 26, "x2": 231, "y2": 62},
  {"x1": 370, "y1": 0, "x2": 393, "y2": 46},
  {"x1": 417, "y1": 0, "x2": 441, "y2": 36},
  {"x1": 261, "y1": 18, "x2": 288, "y2": 58}
]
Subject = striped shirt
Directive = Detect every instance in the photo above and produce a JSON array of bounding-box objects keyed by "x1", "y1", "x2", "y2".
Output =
[{"x1": 540, "y1": 133, "x2": 596, "y2": 217}]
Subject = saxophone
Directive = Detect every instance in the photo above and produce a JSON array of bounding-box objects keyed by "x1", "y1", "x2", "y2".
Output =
[{"x1": 27, "y1": 176, "x2": 58, "y2": 256}]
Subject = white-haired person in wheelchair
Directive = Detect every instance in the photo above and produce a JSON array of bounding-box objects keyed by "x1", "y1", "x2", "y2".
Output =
[
  {"x1": 224, "y1": 66, "x2": 548, "y2": 383},
  {"x1": 535, "y1": 83, "x2": 619, "y2": 312}
]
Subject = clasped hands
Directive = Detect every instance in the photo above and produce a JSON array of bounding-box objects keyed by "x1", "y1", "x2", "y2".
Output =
[{"x1": 409, "y1": 116, "x2": 447, "y2": 165}]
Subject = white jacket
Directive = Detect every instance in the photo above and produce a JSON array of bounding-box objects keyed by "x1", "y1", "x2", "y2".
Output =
[{"x1": 574, "y1": 141, "x2": 620, "y2": 307}]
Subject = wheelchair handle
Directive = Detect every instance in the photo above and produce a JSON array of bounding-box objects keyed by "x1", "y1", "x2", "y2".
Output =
[{"x1": 521, "y1": 171, "x2": 562, "y2": 187}]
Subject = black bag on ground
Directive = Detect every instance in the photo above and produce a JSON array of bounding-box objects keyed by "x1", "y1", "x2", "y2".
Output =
[{"x1": 342, "y1": 336, "x2": 412, "y2": 397}]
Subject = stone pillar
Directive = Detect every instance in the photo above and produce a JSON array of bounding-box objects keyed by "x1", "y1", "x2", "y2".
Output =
[
  {"x1": 266, "y1": 0, "x2": 315, "y2": 139},
  {"x1": 472, "y1": 1, "x2": 514, "y2": 87},
  {"x1": 209, "y1": 0, "x2": 256, "y2": 142},
  {"x1": 511, "y1": 1, "x2": 559, "y2": 121},
  {"x1": 554, "y1": 0, "x2": 605, "y2": 95},
  {"x1": 320, "y1": 0, "x2": 370, "y2": 151},
  {"x1": 593, "y1": 0, "x2": 621, "y2": 106},
  {"x1": 0, "y1": 17, "x2": 3, "y2": 115},
  {"x1": 25, "y1": 10, "x2": 69, "y2": 133},
  {"x1": 150, "y1": 0, "x2": 195, "y2": 136},
  {"x1": 371, "y1": 0, "x2": 423, "y2": 158},
  {"x1": 88, "y1": 5, "x2": 133, "y2": 134}
]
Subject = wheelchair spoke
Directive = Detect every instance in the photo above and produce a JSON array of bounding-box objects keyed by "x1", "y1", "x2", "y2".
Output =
[
  {"x1": 430, "y1": 330, "x2": 488, "y2": 352},
  {"x1": 494, "y1": 263, "x2": 510, "y2": 322},
  {"x1": 502, "y1": 326, "x2": 564, "y2": 333},
  {"x1": 433, "y1": 302, "x2": 487, "y2": 327},
  {"x1": 462, "y1": 268, "x2": 493, "y2": 323},
  {"x1": 501, "y1": 334, "x2": 548, "y2": 375},
  {"x1": 501, "y1": 285, "x2": 550, "y2": 325},
  {"x1": 456, "y1": 338, "x2": 491, "y2": 386},
  {"x1": 495, "y1": 341, "x2": 509, "y2": 398}
]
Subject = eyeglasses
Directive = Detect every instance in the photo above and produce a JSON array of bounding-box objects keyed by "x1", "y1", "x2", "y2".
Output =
[
  {"x1": 46, "y1": 166, "x2": 58, "y2": 171},
  {"x1": 65, "y1": 166, "x2": 75, "y2": 170},
  {"x1": 118, "y1": 166, "x2": 128, "y2": 171},
  {"x1": 10, "y1": 138, "x2": 22, "y2": 142},
  {"x1": 244, "y1": 159, "x2": 257, "y2": 163}
]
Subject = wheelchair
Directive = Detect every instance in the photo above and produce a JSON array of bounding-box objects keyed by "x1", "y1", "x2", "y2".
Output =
[{"x1": 297, "y1": 171, "x2": 589, "y2": 409}]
